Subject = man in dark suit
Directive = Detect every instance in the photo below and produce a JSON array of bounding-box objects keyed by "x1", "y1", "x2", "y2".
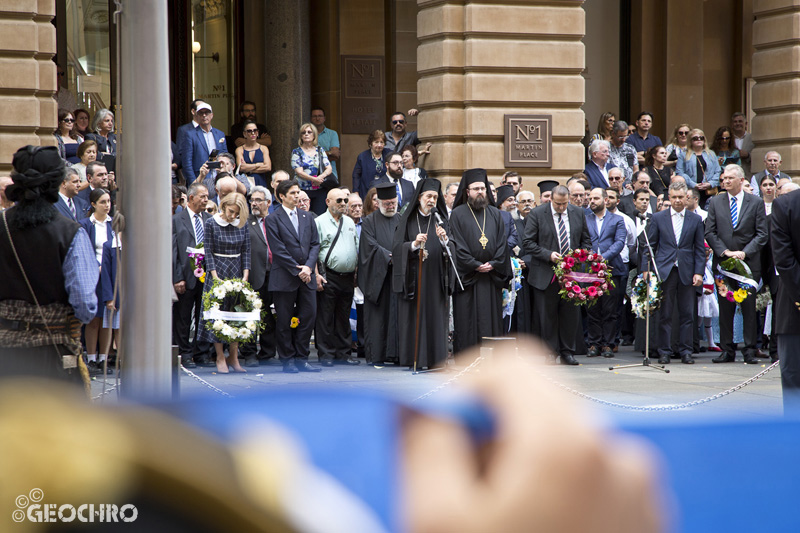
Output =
[
  {"x1": 76, "y1": 161, "x2": 117, "y2": 210},
  {"x1": 178, "y1": 102, "x2": 229, "y2": 184},
  {"x1": 585, "y1": 188, "x2": 627, "y2": 358},
  {"x1": 618, "y1": 171, "x2": 657, "y2": 220},
  {"x1": 370, "y1": 152, "x2": 414, "y2": 209},
  {"x1": 239, "y1": 186, "x2": 277, "y2": 367},
  {"x1": 266, "y1": 179, "x2": 322, "y2": 373},
  {"x1": 523, "y1": 185, "x2": 591, "y2": 365},
  {"x1": 705, "y1": 164, "x2": 769, "y2": 364},
  {"x1": 750, "y1": 151, "x2": 791, "y2": 196},
  {"x1": 584, "y1": 139, "x2": 617, "y2": 189},
  {"x1": 770, "y1": 188, "x2": 800, "y2": 410},
  {"x1": 55, "y1": 168, "x2": 89, "y2": 222},
  {"x1": 172, "y1": 183, "x2": 212, "y2": 368},
  {"x1": 641, "y1": 182, "x2": 705, "y2": 364}
]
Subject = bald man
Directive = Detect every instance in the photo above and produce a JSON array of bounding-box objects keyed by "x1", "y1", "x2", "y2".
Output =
[{"x1": 215, "y1": 175, "x2": 238, "y2": 204}]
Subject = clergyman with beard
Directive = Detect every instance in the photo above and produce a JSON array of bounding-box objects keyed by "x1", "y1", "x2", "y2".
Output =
[
  {"x1": 370, "y1": 152, "x2": 415, "y2": 209},
  {"x1": 358, "y1": 183, "x2": 401, "y2": 367},
  {"x1": 392, "y1": 179, "x2": 456, "y2": 370},
  {"x1": 448, "y1": 168, "x2": 511, "y2": 359}
]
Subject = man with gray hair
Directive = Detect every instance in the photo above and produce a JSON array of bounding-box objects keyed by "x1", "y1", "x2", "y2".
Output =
[
  {"x1": 240, "y1": 185, "x2": 277, "y2": 366},
  {"x1": 608, "y1": 120, "x2": 639, "y2": 185},
  {"x1": 641, "y1": 181, "x2": 705, "y2": 364},
  {"x1": 196, "y1": 151, "x2": 249, "y2": 202},
  {"x1": 705, "y1": 164, "x2": 768, "y2": 364},
  {"x1": 584, "y1": 139, "x2": 616, "y2": 189},
  {"x1": 750, "y1": 151, "x2": 791, "y2": 197},
  {"x1": 269, "y1": 170, "x2": 290, "y2": 213}
]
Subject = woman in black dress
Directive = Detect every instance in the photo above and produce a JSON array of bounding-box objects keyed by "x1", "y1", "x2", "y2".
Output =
[{"x1": 198, "y1": 192, "x2": 251, "y2": 374}]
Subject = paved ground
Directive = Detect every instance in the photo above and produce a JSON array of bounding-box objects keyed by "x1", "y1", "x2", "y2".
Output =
[{"x1": 89, "y1": 344, "x2": 784, "y2": 421}]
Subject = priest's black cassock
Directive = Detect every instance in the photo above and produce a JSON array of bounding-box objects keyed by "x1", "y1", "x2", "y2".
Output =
[
  {"x1": 449, "y1": 169, "x2": 512, "y2": 357},
  {"x1": 392, "y1": 180, "x2": 454, "y2": 369},
  {"x1": 358, "y1": 207, "x2": 400, "y2": 364}
]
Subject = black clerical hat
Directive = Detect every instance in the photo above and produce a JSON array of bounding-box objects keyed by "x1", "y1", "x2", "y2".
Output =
[
  {"x1": 375, "y1": 182, "x2": 397, "y2": 200},
  {"x1": 537, "y1": 180, "x2": 559, "y2": 195},
  {"x1": 495, "y1": 184, "x2": 514, "y2": 206},
  {"x1": 453, "y1": 168, "x2": 495, "y2": 209}
]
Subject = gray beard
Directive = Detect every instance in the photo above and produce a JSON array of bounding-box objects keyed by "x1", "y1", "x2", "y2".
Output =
[{"x1": 467, "y1": 195, "x2": 488, "y2": 210}]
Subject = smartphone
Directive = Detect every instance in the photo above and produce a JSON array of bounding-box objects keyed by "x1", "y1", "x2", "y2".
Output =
[{"x1": 207, "y1": 161, "x2": 221, "y2": 170}]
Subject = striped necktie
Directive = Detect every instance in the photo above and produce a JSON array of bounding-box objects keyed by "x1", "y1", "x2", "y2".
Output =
[
  {"x1": 558, "y1": 213, "x2": 569, "y2": 255},
  {"x1": 194, "y1": 213, "x2": 204, "y2": 245},
  {"x1": 68, "y1": 198, "x2": 76, "y2": 218},
  {"x1": 730, "y1": 196, "x2": 738, "y2": 229}
]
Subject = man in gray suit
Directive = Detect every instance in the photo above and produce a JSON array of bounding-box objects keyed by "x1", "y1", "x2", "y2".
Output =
[
  {"x1": 750, "y1": 151, "x2": 791, "y2": 196},
  {"x1": 523, "y1": 185, "x2": 591, "y2": 365},
  {"x1": 705, "y1": 164, "x2": 769, "y2": 364}
]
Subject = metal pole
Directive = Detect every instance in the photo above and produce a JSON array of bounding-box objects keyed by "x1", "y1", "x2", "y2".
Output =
[{"x1": 118, "y1": 0, "x2": 172, "y2": 399}]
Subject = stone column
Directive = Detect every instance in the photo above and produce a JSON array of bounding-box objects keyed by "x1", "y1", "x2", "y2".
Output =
[
  {"x1": 263, "y1": 0, "x2": 311, "y2": 175},
  {"x1": 0, "y1": 1, "x2": 56, "y2": 172},
  {"x1": 751, "y1": 0, "x2": 800, "y2": 176},
  {"x1": 416, "y1": 0, "x2": 586, "y2": 187}
]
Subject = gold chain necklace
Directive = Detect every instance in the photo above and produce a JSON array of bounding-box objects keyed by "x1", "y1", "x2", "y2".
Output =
[{"x1": 467, "y1": 204, "x2": 488, "y2": 249}]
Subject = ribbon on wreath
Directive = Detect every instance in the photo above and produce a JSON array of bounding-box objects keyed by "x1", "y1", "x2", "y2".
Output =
[
  {"x1": 203, "y1": 309, "x2": 261, "y2": 321},
  {"x1": 564, "y1": 272, "x2": 607, "y2": 283},
  {"x1": 716, "y1": 264, "x2": 759, "y2": 291}
]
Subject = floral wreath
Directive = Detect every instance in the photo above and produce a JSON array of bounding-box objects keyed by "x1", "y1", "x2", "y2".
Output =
[
  {"x1": 188, "y1": 245, "x2": 206, "y2": 283},
  {"x1": 715, "y1": 257, "x2": 757, "y2": 304},
  {"x1": 554, "y1": 248, "x2": 614, "y2": 307},
  {"x1": 631, "y1": 274, "x2": 663, "y2": 319},
  {"x1": 202, "y1": 278, "x2": 264, "y2": 343}
]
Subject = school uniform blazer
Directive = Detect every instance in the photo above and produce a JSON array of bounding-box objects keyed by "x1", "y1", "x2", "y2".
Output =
[
  {"x1": 78, "y1": 216, "x2": 114, "y2": 262},
  {"x1": 266, "y1": 207, "x2": 320, "y2": 292}
]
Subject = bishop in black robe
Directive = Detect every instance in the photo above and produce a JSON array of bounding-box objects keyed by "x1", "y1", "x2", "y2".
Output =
[
  {"x1": 358, "y1": 183, "x2": 400, "y2": 365},
  {"x1": 392, "y1": 179, "x2": 455, "y2": 370},
  {"x1": 449, "y1": 169, "x2": 512, "y2": 358}
]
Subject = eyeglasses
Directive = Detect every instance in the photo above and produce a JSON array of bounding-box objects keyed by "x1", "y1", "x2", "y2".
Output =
[
  {"x1": 692, "y1": 136, "x2": 705, "y2": 141},
  {"x1": 392, "y1": 120, "x2": 405, "y2": 125},
  {"x1": 720, "y1": 136, "x2": 731, "y2": 141},
  {"x1": 250, "y1": 198, "x2": 265, "y2": 203},
  {"x1": 350, "y1": 204, "x2": 363, "y2": 209},
  {"x1": 518, "y1": 199, "x2": 534, "y2": 204},
  {"x1": 206, "y1": 208, "x2": 216, "y2": 213},
  {"x1": 608, "y1": 175, "x2": 623, "y2": 181},
  {"x1": 388, "y1": 160, "x2": 403, "y2": 166},
  {"x1": 677, "y1": 131, "x2": 689, "y2": 135},
  {"x1": 62, "y1": 118, "x2": 75, "y2": 123},
  {"x1": 468, "y1": 186, "x2": 486, "y2": 192},
  {"x1": 335, "y1": 198, "x2": 349, "y2": 204},
  {"x1": 245, "y1": 129, "x2": 258, "y2": 134}
]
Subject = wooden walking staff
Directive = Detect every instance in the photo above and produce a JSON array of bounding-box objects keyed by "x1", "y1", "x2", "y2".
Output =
[{"x1": 413, "y1": 239, "x2": 425, "y2": 373}]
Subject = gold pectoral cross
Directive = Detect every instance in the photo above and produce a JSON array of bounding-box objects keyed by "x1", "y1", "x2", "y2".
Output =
[{"x1": 479, "y1": 233, "x2": 488, "y2": 249}]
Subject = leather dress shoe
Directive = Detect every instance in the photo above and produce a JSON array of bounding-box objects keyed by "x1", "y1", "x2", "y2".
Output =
[
  {"x1": 282, "y1": 363, "x2": 299, "y2": 374},
  {"x1": 657, "y1": 354, "x2": 670, "y2": 364},
  {"x1": 321, "y1": 360, "x2": 334, "y2": 367},
  {"x1": 771, "y1": 354, "x2": 779, "y2": 363},
  {"x1": 560, "y1": 354, "x2": 579, "y2": 365},
  {"x1": 587, "y1": 345, "x2": 600, "y2": 358},
  {"x1": 712, "y1": 353, "x2": 735, "y2": 363},
  {"x1": 338, "y1": 357, "x2": 361, "y2": 366},
  {"x1": 601, "y1": 346, "x2": 614, "y2": 358},
  {"x1": 296, "y1": 362, "x2": 322, "y2": 372},
  {"x1": 744, "y1": 356, "x2": 762, "y2": 365},
  {"x1": 244, "y1": 355, "x2": 260, "y2": 368},
  {"x1": 681, "y1": 354, "x2": 695, "y2": 364},
  {"x1": 181, "y1": 357, "x2": 196, "y2": 369}
]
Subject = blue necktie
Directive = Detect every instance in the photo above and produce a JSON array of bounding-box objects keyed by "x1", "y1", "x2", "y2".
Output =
[
  {"x1": 395, "y1": 181, "x2": 402, "y2": 206},
  {"x1": 730, "y1": 196, "x2": 738, "y2": 229},
  {"x1": 194, "y1": 213, "x2": 204, "y2": 245}
]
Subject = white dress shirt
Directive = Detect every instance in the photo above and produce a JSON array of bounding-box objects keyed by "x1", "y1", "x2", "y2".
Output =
[{"x1": 551, "y1": 205, "x2": 571, "y2": 249}]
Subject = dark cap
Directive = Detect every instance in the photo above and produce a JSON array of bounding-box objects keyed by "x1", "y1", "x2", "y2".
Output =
[
  {"x1": 495, "y1": 184, "x2": 514, "y2": 206},
  {"x1": 537, "y1": 180, "x2": 559, "y2": 195},
  {"x1": 419, "y1": 179, "x2": 440, "y2": 194},
  {"x1": 462, "y1": 168, "x2": 487, "y2": 186},
  {"x1": 375, "y1": 182, "x2": 397, "y2": 200}
]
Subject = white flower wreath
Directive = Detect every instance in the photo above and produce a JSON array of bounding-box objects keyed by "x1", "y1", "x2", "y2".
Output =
[{"x1": 202, "y1": 277, "x2": 263, "y2": 343}]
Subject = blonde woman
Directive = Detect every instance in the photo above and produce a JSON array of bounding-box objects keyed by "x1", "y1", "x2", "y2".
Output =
[
  {"x1": 197, "y1": 192, "x2": 251, "y2": 374},
  {"x1": 591, "y1": 112, "x2": 616, "y2": 142},
  {"x1": 665, "y1": 123, "x2": 692, "y2": 168},
  {"x1": 676, "y1": 128, "x2": 721, "y2": 207},
  {"x1": 290, "y1": 123, "x2": 332, "y2": 214}
]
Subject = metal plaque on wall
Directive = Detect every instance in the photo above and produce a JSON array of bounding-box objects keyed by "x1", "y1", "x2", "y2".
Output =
[
  {"x1": 504, "y1": 115, "x2": 552, "y2": 168},
  {"x1": 341, "y1": 56, "x2": 385, "y2": 135}
]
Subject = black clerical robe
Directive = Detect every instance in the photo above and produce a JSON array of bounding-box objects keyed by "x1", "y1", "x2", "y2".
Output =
[
  {"x1": 393, "y1": 210, "x2": 455, "y2": 369},
  {"x1": 449, "y1": 204, "x2": 512, "y2": 357},
  {"x1": 358, "y1": 211, "x2": 400, "y2": 364}
]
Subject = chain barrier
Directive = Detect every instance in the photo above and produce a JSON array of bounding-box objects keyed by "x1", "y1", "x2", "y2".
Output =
[
  {"x1": 412, "y1": 352, "x2": 780, "y2": 411},
  {"x1": 91, "y1": 381, "x2": 119, "y2": 401},
  {"x1": 179, "y1": 364, "x2": 235, "y2": 398},
  {"x1": 412, "y1": 356, "x2": 485, "y2": 402}
]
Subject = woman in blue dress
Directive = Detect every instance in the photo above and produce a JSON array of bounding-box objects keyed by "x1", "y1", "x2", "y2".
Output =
[
  {"x1": 290, "y1": 123, "x2": 332, "y2": 215},
  {"x1": 54, "y1": 109, "x2": 83, "y2": 164},
  {"x1": 197, "y1": 192, "x2": 251, "y2": 374},
  {"x1": 235, "y1": 119, "x2": 271, "y2": 188},
  {"x1": 352, "y1": 129, "x2": 392, "y2": 201}
]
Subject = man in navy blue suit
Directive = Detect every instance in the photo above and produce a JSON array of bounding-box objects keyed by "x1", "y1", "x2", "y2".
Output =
[
  {"x1": 641, "y1": 182, "x2": 705, "y2": 364},
  {"x1": 370, "y1": 152, "x2": 414, "y2": 209},
  {"x1": 178, "y1": 102, "x2": 228, "y2": 184},
  {"x1": 55, "y1": 168, "x2": 89, "y2": 221},
  {"x1": 585, "y1": 188, "x2": 627, "y2": 358},
  {"x1": 266, "y1": 179, "x2": 322, "y2": 373},
  {"x1": 584, "y1": 139, "x2": 617, "y2": 189}
]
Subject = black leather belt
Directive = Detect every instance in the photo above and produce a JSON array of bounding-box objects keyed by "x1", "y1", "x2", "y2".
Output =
[
  {"x1": 0, "y1": 317, "x2": 59, "y2": 333},
  {"x1": 325, "y1": 268, "x2": 355, "y2": 277}
]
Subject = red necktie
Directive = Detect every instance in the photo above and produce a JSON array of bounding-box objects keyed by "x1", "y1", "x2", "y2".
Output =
[{"x1": 262, "y1": 218, "x2": 272, "y2": 264}]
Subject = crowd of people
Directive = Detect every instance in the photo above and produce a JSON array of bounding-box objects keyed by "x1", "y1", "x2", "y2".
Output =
[{"x1": 1, "y1": 100, "x2": 796, "y2": 384}]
